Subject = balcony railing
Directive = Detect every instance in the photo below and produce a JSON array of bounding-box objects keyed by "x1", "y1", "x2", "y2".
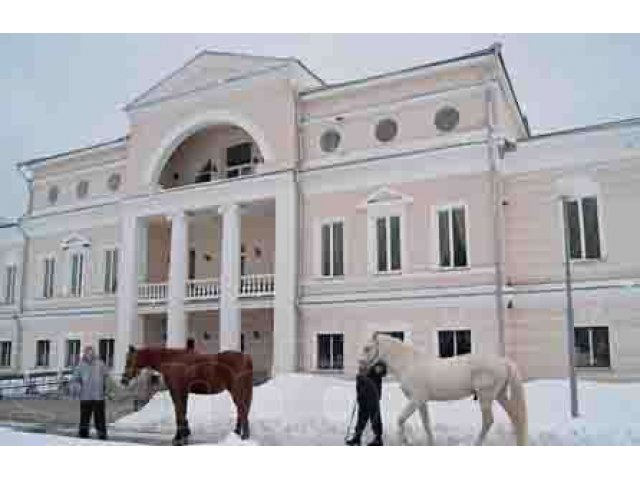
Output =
[
  {"x1": 138, "y1": 282, "x2": 168, "y2": 303},
  {"x1": 186, "y1": 278, "x2": 220, "y2": 300},
  {"x1": 239, "y1": 273, "x2": 275, "y2": 297},
  {"x1": 138, "y1": 274, "x2": 274, "y2": 303}
]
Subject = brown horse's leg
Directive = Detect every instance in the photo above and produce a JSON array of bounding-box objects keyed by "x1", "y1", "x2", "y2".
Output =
[
  {"x1": 170, "y1": 389, "x2": 188, "y2": 446},
  {"x1": 235, "y1": 370, "x2": 253, "y2": 440}
]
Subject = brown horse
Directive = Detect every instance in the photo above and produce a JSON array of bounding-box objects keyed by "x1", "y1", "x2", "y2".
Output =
[{"x1": 121, "y1": 346, "x2": 253, "y2": 445}]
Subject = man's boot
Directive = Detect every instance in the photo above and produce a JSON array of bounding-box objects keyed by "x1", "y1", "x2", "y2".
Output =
[
  {"x1": 345, "y1": 433, "x2": 361, "y2": 446},
  {"x1": 368, "y1": 435, "x2": 383, "y2": 446}
]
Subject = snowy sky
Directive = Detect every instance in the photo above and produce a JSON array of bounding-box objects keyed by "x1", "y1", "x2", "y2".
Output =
[{"x1": 1, "y1": 33, "x2": 639, "y2": 219}]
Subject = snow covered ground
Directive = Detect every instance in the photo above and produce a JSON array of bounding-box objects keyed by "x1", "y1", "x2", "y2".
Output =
[
  {"x1": 0, "y1": 426, "x2": 133, "y2": 446},
  {"x1": 111, "y1": 374, "x2": 640, "y2": 446}
]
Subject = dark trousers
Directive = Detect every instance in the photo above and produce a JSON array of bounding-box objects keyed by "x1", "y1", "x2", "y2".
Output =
[
  {"x1": 354, "y1": 399, "x2": 382, "y2": 438},
  {"x1": 79, "y1": 400, "x2": 107, "y2": 439}
]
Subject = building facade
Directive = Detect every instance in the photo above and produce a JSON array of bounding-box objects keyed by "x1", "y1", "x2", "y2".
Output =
[{"x1": 2, "y1": 45, "x2": 640, "y2": 380}]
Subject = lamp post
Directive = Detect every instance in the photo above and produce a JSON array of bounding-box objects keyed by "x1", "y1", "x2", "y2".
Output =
[{"x1": 561, "y1": 196, "x2": 579, "y2": 418}]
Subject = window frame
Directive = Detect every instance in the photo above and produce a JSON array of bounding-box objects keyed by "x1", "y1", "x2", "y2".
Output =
[
  {"x1": 316, "y1": 332, "x2": 344, "y2": 371},
  {"x1": 436, "y1": 329, "x2": 472, "y2": 358},
  {"x1": 35, "y1": 339, "x2": 51, "y2": 368},
  {"x1": 4, "y1": 264, "x2": 17, "y2": 305},
  {"x1": 574, "y1": 326, "x2": 611, "y2": 369},
  {"x1": 432, "y1": 202, "x2": 470, "y2": 270},
  {"x1": 318, "y1": 217, "x2": 346, "y2": 278},
  {"x1": 41, "y1": 255, "x2": 56, "y2": 299},
  {"x1": 562, "y1": 195, "x2": 604, "y2": 262},
  {"x1": 64, "y1": 338, "x2": 82, "y2": 368},
  {"x1": 0, "y1": 340, "x2": 11, "y2": 367},
  {"x1": 103, "y1": 247, "x2": 119, "y2": 294},
  {"x1": 69, "y1": 251, "x2": 86, "y2": 297},
  {"x1": 98, "y1": 337, "x2": 115, "y2": 368}
]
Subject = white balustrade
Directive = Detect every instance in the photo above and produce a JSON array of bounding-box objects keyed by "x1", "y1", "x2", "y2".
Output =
[
  {"x1": 186, "y1": 278, "x2": 220, "y2": 300},
  {"x1": 138, "y1": 282, "x2": 168, "y2": 303},
  {"x1": 239, "y1": 274, "x2": 275, "y2": 297}
]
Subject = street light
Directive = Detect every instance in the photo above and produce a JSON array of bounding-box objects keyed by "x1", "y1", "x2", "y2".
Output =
[{"x1": 560, "y1": 195, "x2": 579, "y2": 418}]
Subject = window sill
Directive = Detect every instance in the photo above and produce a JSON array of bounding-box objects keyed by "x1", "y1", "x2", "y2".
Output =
[
  {"x1": 372, "y1": 270, "x2": 403, "y2": 276},
  {"x1": 433, "y1": 266, "x2": 471, "y2": 272},
  {"x1": 315, "y1": 275, "x2": 346, "y2": 282},
  {"x1": 570, "y1": 257, "x2": 606, "y2": 265},
  {"x1": 576, "y1": 366, "x2": 611, "y2": 371}
]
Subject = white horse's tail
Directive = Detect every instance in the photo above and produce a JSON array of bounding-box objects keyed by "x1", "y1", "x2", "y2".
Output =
[{"x1": 505, "y1": 360, "x2": 528, "y2": 446}]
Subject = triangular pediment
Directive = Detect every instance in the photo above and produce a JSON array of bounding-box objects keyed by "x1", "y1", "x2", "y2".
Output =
[
  {"x1": 357, "y1": 187, "x2": 413, "y2": 209},
  {"x1": 125, "y1": 51, "x2": 321, "y2": 110},
  {"x1": 61, "y1": 233, "x2": 91, "y2": 250}
]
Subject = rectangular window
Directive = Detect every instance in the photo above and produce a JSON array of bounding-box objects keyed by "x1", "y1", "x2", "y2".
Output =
[
  {"x1": 188, "y1": 248, "x2": 196, "y2": 280},
  {"x1": 43, "y1": 257, "x2": 55, "y2": 299},
  {"x1": 317, "y1": 333, "x2": 344, "y2": 370},
  {"x1": 438, "y1": 330, "x2": 471, "y2": 358},
  {"x1": 36, "y1": 340, "x2": 50, "y2": 367},
  {"x1": 438, "y1": 206, "x2": 468, "y2": 268},
  {"x1": 70, "y1": 252, "x2": 84, "y2": 297},
  {"x1": 564, "y1": 196, "x2": 601, "y2": 260},
  {"x1": 321, "y1": 221, "x2": 344, "y2": 277},
  {"x1": 99, "y1": 338, "x2": 115, "y2": 368},
  {"x1": 4, "y1": 265, "x2": 17, "y2": 304},
  {"x1": 65, "y1": 339, "x2": 81, "y2": 367},
  {"x1": 0, "y1": 341, "x2": 11, "y2": 367},
  {"x1": 104, "y1": 248, "x2": 118, "y2": 294},
  {"x1": 226, "y1": 142, "x2": 253, "y2": 179},
  {"x1": 575, "y1": 326, "x2": 610, "y2": 368},
  {"x1": 375, "y1": 215, "x2": 401, "y2": 273}
]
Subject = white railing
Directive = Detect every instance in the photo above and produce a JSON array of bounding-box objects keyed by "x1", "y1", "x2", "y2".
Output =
[
  {"x1": 240, "y1": 274, "x2": 275, "y2": 297},
  {"x1": 138, "y1": 282, "x2": 168, "y2": 303},
  {"x1": 186, "y1": 278, "x2": 220, "y2": 300}
]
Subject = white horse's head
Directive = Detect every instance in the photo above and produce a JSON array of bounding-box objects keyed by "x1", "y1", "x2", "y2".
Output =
[{"x1": 360, "y1": 333, "x2": 381, "y2": 367}]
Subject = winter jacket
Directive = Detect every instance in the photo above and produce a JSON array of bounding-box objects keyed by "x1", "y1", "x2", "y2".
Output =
[
  {"x1": 72, "y1": 354, "x2": 109, "y2": 401},
  {"x1": 356, "y1": 361, "x2": 387, "y2": 405}
]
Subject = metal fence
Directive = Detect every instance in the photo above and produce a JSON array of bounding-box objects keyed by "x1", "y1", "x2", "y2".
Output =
[{"x1": 0, "y1": 370, "x2": 74, "y2": 400}]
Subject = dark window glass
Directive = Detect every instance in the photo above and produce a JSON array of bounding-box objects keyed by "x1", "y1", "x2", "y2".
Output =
[
  {"x1": 375, "y1": 118, "x2": 398, "y2": 142},
  {"x1": 188, "y1": 249, "x2": 196, "y2": 280},
  {"x1": 438, "y1": 331, "x2": 454, "y2": 358},
  {"x1": 438, "y1": 210, "x2": 451, "y2": 267},
  {"x1": 195, "y1": 159, "x2": 213, "y2": 183},
  {"x1": 36, "y1": 340, "x2": 50, "y2": 367},
  {"x1": 456, "y1": 330, "x2": 472, "y2": 355},
  {"x1": 376, "y1": 217, "x2": 388, "y2": 272},
  {"x1": 592, "y1": 327, "x2": 610, "y2": 367},
  {"x1": 99, "y1": 338, "x2": 115, "y2": 368},
  {"x1": 317, "y1": 334, "x2": 343, "y2": 370},
  {"x1": 317, "y1": 334, "x2": 331, "y2": 369},
  {"x1": 582, "y1": 197, "x2": 601, "y2": 259},
  {"x1": 565, "y1": 200, "x2": 582, "y2": 259},
  {"x1": 65, "y1": 339, "x2": 81, "y2": 367},
  {"x1": 321, "y1": 224, "x2": 331, "y2": 277},
  {"x1": 575, "y1": 327, "x2": 610, "y2": 368},
  {"x1": 320, "y1": 130, "x2": 341, "y2": 153},
  {"x1": 390, "y1": 216, "x2": 401, "y2": 271},
  {"x1": 452, "y1": 207, "x2": 468, "y2": 267},
  {"x1": 0, "y1": 341, "x2": 11, "y2": 367},
  {"x1": 333, "y1": 222, "x2": 344, "y2": 277},
  {"x1": 226, "y1": 143, "x2": 252, "y2": 167}
]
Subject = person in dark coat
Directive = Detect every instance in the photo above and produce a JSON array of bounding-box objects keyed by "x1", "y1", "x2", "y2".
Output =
[
  {"x1": 346, "y1": 359, "x2": 387, "y2": 446},
  {"x1": 71, "y1": 345, "x2": 110, "y2": 440}
]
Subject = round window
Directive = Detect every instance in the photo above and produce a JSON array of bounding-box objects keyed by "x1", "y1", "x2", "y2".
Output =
[
  {"x1": 320, "y1": 129, "x2": 341, "y2": 153},
  {"x1": 76, "y1": 180, "x2": 89, "y2": 199},
  {"x1": 107, "y1": 173, "x2": 122, "y2": 192},
  {"x1": 375, "y1": 118, "x2": 398, "y2": 143},
  {"x1": 434, "y1": 106, "x2": 460, "y2": 132},
  {"x1": 47, "y1": 185, "x2": 59, "y2": 205}
]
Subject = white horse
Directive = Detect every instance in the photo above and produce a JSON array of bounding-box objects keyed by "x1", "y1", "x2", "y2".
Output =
[{"x1": 360, "y1": 333, "x2": 528, "y2": 446}]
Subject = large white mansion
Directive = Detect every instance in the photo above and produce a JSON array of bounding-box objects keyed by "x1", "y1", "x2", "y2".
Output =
[{"x1": 1, "y1": 44, "x2": 640, "y2": 380}]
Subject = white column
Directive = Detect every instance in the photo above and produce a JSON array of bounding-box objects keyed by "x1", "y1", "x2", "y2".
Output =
[
  {"x1": 219, "y1": 203, "x2": 241, "y2": 351},
  {"x1": 273, "y1": 174, "x2": 298, "y2": 373},
  {"x1": 115, "y1": 214, "x2": 139, "y2": 374},
  {"x1": 167, "y1": 210, "x2": 188, "y2": 348}
]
